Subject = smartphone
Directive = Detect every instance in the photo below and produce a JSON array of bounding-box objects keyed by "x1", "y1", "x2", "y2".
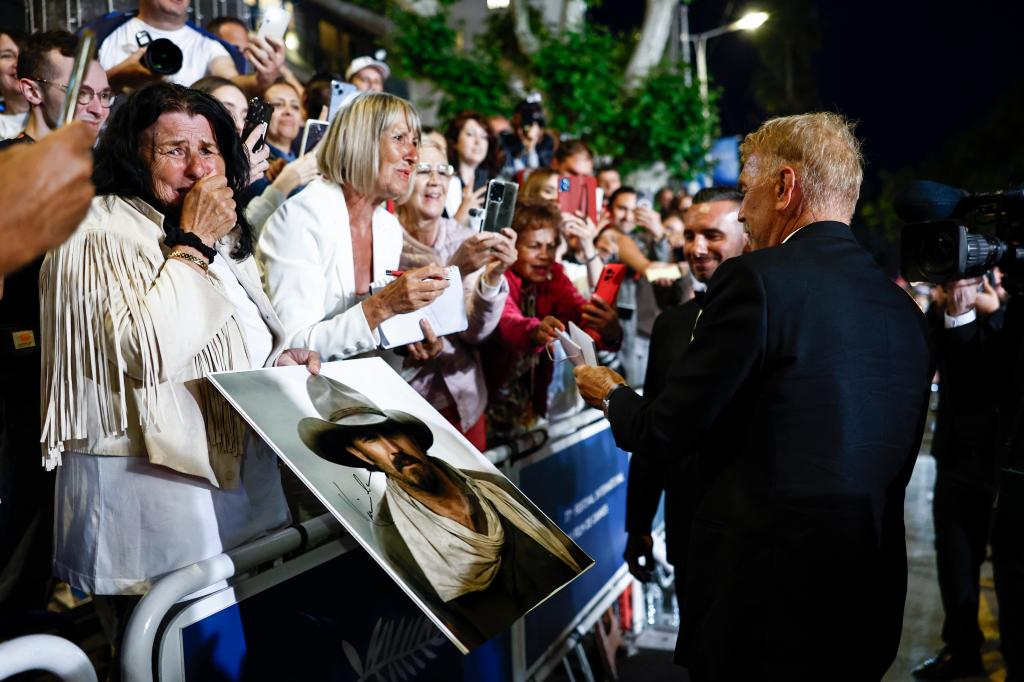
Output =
[
  {"x1": 481, "y1": 179, "x2": 518, "y2": 233},
  {"x1": 593, "y1": 263, "x2": 627, "y2": 305},
  {"x1": 59, "y1": 29, "x2": 96, "y2": 128},
  {"x1": 557, "y1": 175, "x2": 598, "y2": 224},
  {"x1": 328, "y1": 80, "x2": 358, "y2": 122},
  {"x1": 636, "y1": 188, "x2": 654, "y2": 210},
  {"x1": 242, "y1": 97, "x2": 273, "y2": 152},
  {"x1": 257, "y1": 6, "x2": 291, "y2": 43},
  {"x1": 299, "y1": 119, "x2": 329, "y2": 156}
]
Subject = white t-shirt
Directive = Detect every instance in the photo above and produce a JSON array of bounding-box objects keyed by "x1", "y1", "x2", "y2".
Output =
[
  {"x1": 0, "y1": 111, "x2": 27, "y2": 140},
  {"x1": 98, "y1": 17, "x2": 232, "y2": 87}
]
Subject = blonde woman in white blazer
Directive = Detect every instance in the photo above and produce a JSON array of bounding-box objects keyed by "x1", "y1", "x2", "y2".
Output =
[{"x1": 259, "y1": 92, "x2": 450, "y2": 362}]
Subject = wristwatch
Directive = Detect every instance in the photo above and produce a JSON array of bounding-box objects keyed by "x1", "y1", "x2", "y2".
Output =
[{"x1": 602, "y1": 383, "x2": 627, "y2": 416}]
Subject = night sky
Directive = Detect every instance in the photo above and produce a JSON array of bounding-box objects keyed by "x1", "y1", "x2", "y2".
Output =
[{"x1": 592, "y1": 0, "x2": 1024, "y2": 176}]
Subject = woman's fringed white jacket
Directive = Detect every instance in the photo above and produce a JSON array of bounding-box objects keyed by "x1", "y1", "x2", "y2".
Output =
[{"x1": 38, "y1": 195, "x2": 287, "y2": 488}]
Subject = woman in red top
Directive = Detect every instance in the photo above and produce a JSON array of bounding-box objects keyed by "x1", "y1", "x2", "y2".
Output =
[{"x1": 484, "y1": 200, "x2": 621, "y2": 437}]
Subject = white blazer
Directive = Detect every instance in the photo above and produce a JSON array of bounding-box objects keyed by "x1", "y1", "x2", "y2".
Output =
[{"x1": 257, "y1": 177, "x2": 404, "y2": 361}]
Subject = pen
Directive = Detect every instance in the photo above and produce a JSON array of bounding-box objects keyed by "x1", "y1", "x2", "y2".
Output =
[{"x1": 386, "y1": 270, "x2": 448, "y2": 280}]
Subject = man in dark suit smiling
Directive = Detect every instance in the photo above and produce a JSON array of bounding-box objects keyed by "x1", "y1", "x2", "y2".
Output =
[
  {"x1": 576, "y1": 112, "x2": 934, "y2": 681},
  {"x1": 624, "y1": 186, "x2": 747, "y2": 584}
]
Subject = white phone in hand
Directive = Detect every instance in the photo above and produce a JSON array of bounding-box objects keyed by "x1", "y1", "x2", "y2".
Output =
[{"x1": 257, "y1": 6, "x2": 291, "y2": 43}]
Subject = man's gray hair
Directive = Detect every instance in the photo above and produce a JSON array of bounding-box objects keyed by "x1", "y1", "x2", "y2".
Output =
[{"x1": 739, "y1": 112, "x2": 863, "y2": 221}]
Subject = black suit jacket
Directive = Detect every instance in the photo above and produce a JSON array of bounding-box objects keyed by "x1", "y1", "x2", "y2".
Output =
[
  {"x1": 609, "y1": 222, "x2": 934, "y2": 681},
  {"x1": 626, "y1": 293, "x2": 703, "y2": 568}
]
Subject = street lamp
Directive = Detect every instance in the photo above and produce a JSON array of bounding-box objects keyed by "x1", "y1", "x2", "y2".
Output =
[{"x1": 684, "y1": 10, "x2": 769, "y2": 106}]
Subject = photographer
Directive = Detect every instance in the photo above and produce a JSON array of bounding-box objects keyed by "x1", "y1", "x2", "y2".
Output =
[
  {"x1": 930, "y1": 274, "x2": 1024, "y2": 681},
  {"x1": 500, "y1": 98, "x2": 554, "y2": 177},
  {"x1": 87, "y1": 0, "x2": 285, "y2": 94}
]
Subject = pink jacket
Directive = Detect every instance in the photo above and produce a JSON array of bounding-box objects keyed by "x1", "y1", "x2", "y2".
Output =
[{"x1": 483, "y1": 262, "x2": 618, "y2": 420}]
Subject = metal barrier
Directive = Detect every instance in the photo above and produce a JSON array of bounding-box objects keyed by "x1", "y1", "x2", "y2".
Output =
[
  {"x1": 0, "y1": 634, "x2": 98, "y2": 682},
  {"x1": 119, "y1": 406, "x2": 627, "y2": 682},
  {"x1": 121, "y1": 512, "x2": 345, "y2": 682}
]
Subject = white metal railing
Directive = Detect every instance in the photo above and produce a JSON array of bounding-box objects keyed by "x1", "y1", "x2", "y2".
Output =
[
  {"x1": 121, "y1": 512, "x2": 343, "y2": 682},
  {"x1": 0, "y1": 634, "x2": 97, "y2": 682}
]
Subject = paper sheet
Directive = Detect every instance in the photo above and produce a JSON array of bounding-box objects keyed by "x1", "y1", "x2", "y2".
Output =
[
  {"x1": 568, "y1": 321, "x2": 597, "y2": 366},
  {"x1": 373, "y1": 266, "x2": 468, "y2": 349}
]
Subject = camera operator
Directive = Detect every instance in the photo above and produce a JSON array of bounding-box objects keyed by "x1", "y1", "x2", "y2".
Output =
[
  {"x1": 930, "y1": 273, "x2": 1024, "y2": 681},
  {"x1": 85, "y1": 0, "x2": 285, "y2": 94}
]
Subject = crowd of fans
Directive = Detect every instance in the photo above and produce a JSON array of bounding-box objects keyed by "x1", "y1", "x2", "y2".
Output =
[
  {"x1": 0, "y1": 7, "x2": 700, "y2": 665},
  {"x1": 1, "y1": 3, "x2": 1021, "y2": 679}
]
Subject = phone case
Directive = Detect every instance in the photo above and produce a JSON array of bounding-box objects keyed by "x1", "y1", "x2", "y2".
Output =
[
  {"x1": 584, "y1": 263, "x2": 626, "y2": 342},
  {"x1": 557, "y1": 175, "x2": 599, "y2": 224},
  {"x1": 328, "y1": 81, "x2": 358, "y2": 122},
  {"x1": 482, "y1": 180, "x2": 518, "y2": 232},
  {"x1": 299, "y1": 120, "x2": 329, "y2": 156},
  {"x1": 593, "y1": 263, "x2": 627, "y2": 305},
  {"x1": 242, "y1": 97, "x2": 273, "y2": 151},
  {"x1": 257, "y1": 8, "x2": 290, "y2": 42}
]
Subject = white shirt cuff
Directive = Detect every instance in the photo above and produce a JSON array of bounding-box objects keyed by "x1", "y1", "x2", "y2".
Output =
[
  {"x1": 477, "y1": 275, "x2": 504, "y2": 300},
  {"x1": 944, "y1": 309, "x2": 977, "y2": 328}
]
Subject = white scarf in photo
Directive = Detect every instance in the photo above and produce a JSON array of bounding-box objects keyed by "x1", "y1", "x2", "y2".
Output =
[{"x1": 385, "y1": 463, "x2": 582, "y2": 602}]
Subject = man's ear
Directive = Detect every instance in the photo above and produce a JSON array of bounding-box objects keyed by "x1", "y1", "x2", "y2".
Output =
[
  {"x1": 775, "y1": 166, "x2": 798, "y2": 211},
  {"x1": 19, "y1": 78, "x2": 43, "y2": 106}
]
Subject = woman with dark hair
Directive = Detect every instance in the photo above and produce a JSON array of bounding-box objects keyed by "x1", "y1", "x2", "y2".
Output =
[
  {"x1": 39, "y1": 82, "x2": 319, "y2": 648},
  {"x1": 443, "y1": 111, "x2": 504, "y2": 226}
]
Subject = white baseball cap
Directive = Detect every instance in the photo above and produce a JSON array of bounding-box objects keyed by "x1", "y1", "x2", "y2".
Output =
[{"x1": 345, "y1": 56, "x2": 391, "y2": 81}]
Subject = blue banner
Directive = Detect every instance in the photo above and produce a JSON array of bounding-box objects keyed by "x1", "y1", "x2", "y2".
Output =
[
  {"x1": 181, "y1": 548, "x2": 512, "y2": 681},
  {"x1": 518, "y1": 424, "x2": 630, "y2": 668}
]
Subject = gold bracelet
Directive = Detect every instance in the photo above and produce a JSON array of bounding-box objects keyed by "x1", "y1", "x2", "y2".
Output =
[{"x1": 167, "y1": 250, "x2": 209, "y2": 273}]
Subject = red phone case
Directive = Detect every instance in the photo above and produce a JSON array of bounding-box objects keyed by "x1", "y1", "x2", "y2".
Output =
[
  {"x1": 557, "y1": 175, "x2": 599, "y2": 224},
  {"x1": 585, "y1": 263, "x2": 627, "y2": 341},
  {"x1": 593, "y1": 263, "x2": 627, "y2": 305}
]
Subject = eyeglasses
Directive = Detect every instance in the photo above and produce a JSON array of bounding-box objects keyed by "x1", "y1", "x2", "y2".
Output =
[
  {"x1": 32, "y1": 78, "x2": 117, "y2": 108},
  {"x1": 415, "y1": 162, "x2": 455, "y2": 178}
]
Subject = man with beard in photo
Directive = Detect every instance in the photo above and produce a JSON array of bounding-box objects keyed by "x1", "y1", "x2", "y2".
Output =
[{"x1": 298, "y1": 374, "x2": 590, "y2": 649}]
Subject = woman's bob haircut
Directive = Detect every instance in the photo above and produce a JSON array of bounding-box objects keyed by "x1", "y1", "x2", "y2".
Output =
[{"x1": 318, "y1": 91, "x2": 421, "y2": 197}]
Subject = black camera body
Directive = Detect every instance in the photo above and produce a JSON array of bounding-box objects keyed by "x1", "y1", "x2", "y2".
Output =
[{"x1": 899, "y1": 180, "x2": 1024, "y2": 290}]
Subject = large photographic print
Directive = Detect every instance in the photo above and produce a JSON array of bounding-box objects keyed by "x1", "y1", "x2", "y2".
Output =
[{"x1": 208, "y1": 358, "x2": 593, "y2": 653}]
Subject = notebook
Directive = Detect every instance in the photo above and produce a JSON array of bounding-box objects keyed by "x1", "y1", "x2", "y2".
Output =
[{"x1": 372, "y1": 266, "x2": 468, "y2": 349}]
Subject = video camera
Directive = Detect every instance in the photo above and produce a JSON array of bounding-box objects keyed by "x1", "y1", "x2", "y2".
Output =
[{"x1": 899, "y1": 180, "x2": 1024, "y2": 290}]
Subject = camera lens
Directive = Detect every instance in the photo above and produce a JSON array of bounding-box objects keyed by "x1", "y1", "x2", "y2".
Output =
[
  {"x1": 918, "y1": 231, "x2": 957, "y2": 279},
  {"x1": 490, "y1": 185, "x2": 503, "y2": 201},
  {"x1": 143, "y1": 39, "x2": 183, "y2": 76}
]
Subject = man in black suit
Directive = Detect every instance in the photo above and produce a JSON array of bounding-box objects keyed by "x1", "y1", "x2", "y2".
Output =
[
  {"x1": 576, "y1": 112, "x2": 934, "y2": 681},
  {"x1": 624, "y1": 187, "x2": 748, "y2": 583}
]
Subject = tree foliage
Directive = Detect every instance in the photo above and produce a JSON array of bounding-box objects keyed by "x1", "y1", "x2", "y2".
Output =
[{"x1": 387, "y1": 2, "x2": 716, "y2": 179}]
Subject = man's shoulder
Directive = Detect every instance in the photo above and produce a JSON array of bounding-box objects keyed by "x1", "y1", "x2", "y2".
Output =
[{"x1": 652, "y1": 297, "x2": 701, "y2": 334}]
